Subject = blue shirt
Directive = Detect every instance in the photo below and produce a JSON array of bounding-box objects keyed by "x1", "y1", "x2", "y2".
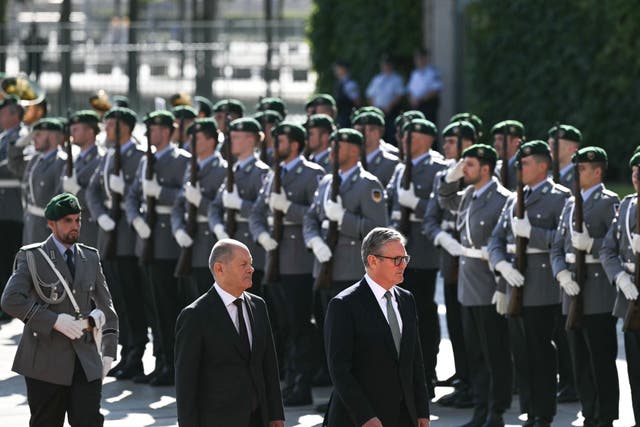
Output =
[
  {"x1": 581, "y1": 183, "x2": 603, "y2": 202},
  {"x1": 52, "y1": 235, "x2": 76, "y2": 261},
  {"x1": 366, "y1": 72, "x2": 405, "y2": 109},
  {"x1": 234, "y1": 154, "x2": 256, "y2": 171},
  {"x1": 526, "y1": 179, "x2": 548, "y2": 194},
  {"x1": 559, "y1": 163, "x2": 573, "y2": 179},
  {"x1": 154, "y1": 144, "x2": 172, "y2": 160},
  {"x1": 282, "y1": 155, "x2": 303, "y2": 173},
  {"x1": 198, "y1": 152, "x2": 219, "y2": 169},
  {"x1": 366, "y1": 148, "x2": 382, "y2": 164},
  {"x1": 407, "y1": 65, "x2": 442, "y2": 99},
  {"x1": 340, "y1": 76, "x2": 360, "y2": 101},
  {"x1": 473, "y1": 179, "x2": 496, "y2": 199},
  {"x1": 412, "y1": 150, "x2": 432, "y2": 166},
  {"x1": 339, "y1": 164, "x2": 359, "y2": 183}
]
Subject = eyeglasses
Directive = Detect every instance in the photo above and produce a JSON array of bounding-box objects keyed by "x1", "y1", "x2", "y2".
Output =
[{"x1": 373, "y1": 254, "x2": 411, "y2": 266}]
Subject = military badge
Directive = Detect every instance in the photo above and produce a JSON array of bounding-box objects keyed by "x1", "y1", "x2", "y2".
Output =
[{"x1": 371, "y1": 189, "x2": 383, "y2": 203}]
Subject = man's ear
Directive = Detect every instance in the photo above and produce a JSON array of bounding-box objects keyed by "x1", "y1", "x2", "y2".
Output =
[{"x1": 47, "y1": 219, "x2": 55, "y2": 233}]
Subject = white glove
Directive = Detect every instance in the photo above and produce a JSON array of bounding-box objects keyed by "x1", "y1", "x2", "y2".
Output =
[
  {"x1": 491, "y1": 291, "x2": 507, "y2": 315},
  {"x1": 258, "y1": 231, "x2": 278, "y2": 251},
  {"x1": 511, "y1": 212, "x2": 532, "y2": 239},
  {"x1": 213, "y1": 224, "x2": 229, "y2": 240},
  {"x1": 97, "y1": 214, "x2": 116, "y2": 232},
  {"x1": 308, "y1": 236, "x2": 332, "y2": 263},
  {"x1": 445, "y1": 159, "x2": 465, "y2": 183},
  {"x1": 102, "y1": 356, "x2": 113, "y2": 379},
  {"x1": 324, "y1": 195, "x2": 346, "y2": 224},
  {"x1": 174, "y1": 229, "x2": 194, "y2": 248},
  {"x1": 143, "y1": 177, "x2": 162, "y2": 198},
  {"x1": 397, "y1": 183, "x2": 420, "y2": 210},
  {"x1": 632, "y1": 233, "x2": 640, "y2": 255},
  {"x1": 434, "y1": 231, "x2": 463, "y2": 257},
  {"x1": 571, "y1": 224, "x2": 594, "y2": 252},
  {"x1": 62, "y1": 173, "x2": 81, "y2": 194},
  {"x1": 556, "y1": 269, "x2": 580, "y2": 296},
  {"x1": 53, "y1": 313, "x2": 85, "y2": 340},
  {"x1": 222, "y1": 185, "x2": 243, "y2": 210},
  {"x1": 133, "y1": 216, "x2": 151, "y2": 239},
  {"x1": 616, "y1": 272, "x2": 639, "y2": 301},
  {"x1": 15, "y1": 130, "x2": 34, "y2": 148},
  {"x1": 269, "y1": 191, "x2": 292, "y2": 213},
  {"x1": 184, "y1": 182, "x2": 202, "y2": 207},
  {"x1": 109, "y1": 173, "x2": 125, "y2": 195},
  {"x1": 89, "y1": 308, "x2": 106, "y2": 329},
  {"x1": 495, "y1": 260, "x2": 525, "y2": 288}
]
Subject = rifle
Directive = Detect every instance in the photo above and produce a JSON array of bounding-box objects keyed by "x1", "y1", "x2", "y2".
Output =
[
  {"x1": 566, "y1": 160, "x2": 585, "y2": 329},
  {"x1": 448, "y1": 124, "x2": 464, "y2": 283},
  {"x1": 64, "y1": 109, "x2": 73, "y2": 178},
  {"x1": 398, "y1": 118, "x2": 412, "y2": 238},
  {"x1": 140, "y1": 128, "x2": 156, "y2": 264},
  {"x1": 174, "y1": 132, "x2": 198, "y2": 277},
  {"x1": 313, "y1": 139, "x2": 340, "y2": 289},
  {"x1": 507, "y1": 159, "x2": 528, "y2": 316},
  {"x1": 624, "y1": 174, "x2": 640, "y2": 331},
  {"x1": 224, "y1": 104, "x2": 237, "y2": 237},
  {"x1": 177, "y1": 117, "x2": 185, "y2": 150},
  {"x1": 104, "y1": 114, "x2": 122, "y2": 260},
  {"x1": 258, "y1": 109, "x2": 268, "y2": 164},
  {"x1": 263, "y1": 133, "x2": 283, "y2": 284},
  {"x1": 360, "y1": 133, "x2": 368, "y2": 171},
  {"x1": 552, "y1": 121, "x2": 560, "y2": 182},
  {"x1": 501, "y1": 126, "x2": 509, "y2": 186}
]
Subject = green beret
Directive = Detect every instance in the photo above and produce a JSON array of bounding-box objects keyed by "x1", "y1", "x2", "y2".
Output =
[
  {"x1": 194, "y1": 96, "x2": 213, "y2": 116},
  {"x1": 629, "y1": 152, "x2": 640, "y2": 168},
  {"x1": 253, "y1": 110, "x2": 283, "y2": 125},
  {"x1": 256, "y1": 97, "x2": 287, "y2": 117},
  {"x1": 0, "y1": 95, "x2": 22, "y2": 111},
  {"x1": 112, "y1": 95, "x2": 129, "y2": 108},
  {"x1": 490, "y1": 120, "x2": 525, "y2": 138},
  {"x1": 351, "y1": 106, "x2": 384, "y2": 123},
  {"x1": 229, "y1": 117, "x2": 262, "y2": 133},
  {"x1": 516, "y1": 140, "x2": 551, "y2": 161},
  {"x1": 69, "y1": 109, "x2": 100, "y2": 126},
  {"x1": 272, "y1": 122, "x2": 307, "y2": 144},
  {"x1": 462, "y1": 143, "x2": 498, "y2": 165},
  {"x1": 45, "y1": 193, "x2": 81, "y2": 220},
  {"x1": 305, "y1": 114, "x2": 335, "y2": 132},
  {"x1": 187, "y1": 118, "x2": 218, "y2": 136},
  {"x1": 548, "y1": 124, "x2": 582, "y2": 143},
  {"x1": 450, "y1": 112, "x2": 482, "y2": 130},
  {"x1": 352, "y1": 111, "x2": 385, "y2": 127},
  {"x1": 442, "y1": 120, "x2": 476, "y2": 141},
  {"x1": 213, "y1": 99, "x2": 245, "y2": 116},
  {"x1": 104, "y1": 107, "x2": 137, "y2": 129},
  {"x1": 572, "y1": 146, "x2": 607, "y2": 164},
  {"x1": 394, "y1": 110, "x2": 426, "y2": 128},
  {"x1": 144, "y1": 110, "x2": 175, "y2": 128},
  {"x1": 330, "y1": 128, "x2": 363, "y2": 146},
  {"x1": 402, "y1": 118, "x2": 438, "y2": 137},
  {"x1": 33, "y1": 118, "x2": 64, "y2": 132},
  {"x1": 171, "y1": 105, "x2": 198, "y2": 120},
  {"x1": 305, "y1": 93, "x2": 336, "y2": 109}
]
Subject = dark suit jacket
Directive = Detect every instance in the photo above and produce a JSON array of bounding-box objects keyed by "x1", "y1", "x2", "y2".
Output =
[
  {"x1": 324, "y1": 278, "x2": 430, "y2": 427},
  {"x1": 175, "y1": 286, "x2": 284, "y2": 427}
]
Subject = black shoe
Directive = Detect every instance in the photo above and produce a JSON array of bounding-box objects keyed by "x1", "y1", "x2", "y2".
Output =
[
  {"x1": 435, "y1": 391, "x2": 458, "y2": 406},
  {"x1": 133, "y1": 363, "x2": 164, "y2": 384},
  {"x1": 149, "y1": 367, "x2": 175, "y2": 386},
  {"x1": 557, "y1": 386, "x2": 579, "y2": 403},
  {"x1": 481, "y1": 414, "x2": 504, "y2": 427},
  {"x1": 436, "y1": 373, "x2": 458, "y2": 387},
  {"x1": 312, "y1": 368, "x2": 331, "y2": 387},
  {"x1": 459, "y1": 409, "x2": 488, "y2": 427},
  {"x1": 114, "y1": 362, "x2": 144, "y2": 380},
  {"x1": 107, "y1": 359, "x2": 128, "y2": 377},
  {"x1": 283, "y1": 386, "x2": 312, "y2": 406},
  {"x1": 452, "y1": 387, "x2": 474, "y2": 409},
  {"x1": 315, "y1": 403, "x2": 329, "y2": 414},
  {"x1": 522, "y1": 417, "x2": 536, "y2": 427}
]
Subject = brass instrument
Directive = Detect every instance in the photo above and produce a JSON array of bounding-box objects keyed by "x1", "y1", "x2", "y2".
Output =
[
  {"x1": 0, "y1": 74, "x2": 46, "y2": 125},
  {"x1": 89, "y1": 89, "x2": 112, "y2": 117}
]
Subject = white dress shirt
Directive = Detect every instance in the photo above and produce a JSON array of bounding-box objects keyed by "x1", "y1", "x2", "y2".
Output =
[
  {"x1": 365, "y1": 273, "x2": 403, "y2": 332},
  {"x1": 214, "y1": 282, "x2": 253, "y2": 348}
]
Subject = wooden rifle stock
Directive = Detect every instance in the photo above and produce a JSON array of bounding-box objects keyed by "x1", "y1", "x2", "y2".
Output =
[
  {"x1": 224, "y1": 106, "x2": 237, "y2": 237},
  {"x1": 552, "y1": 121, "x2": 560, "y2": 182},
  {"x1": 264, "y1": 134, "x2": 283, "y2": 284},
  {"x1": 259, "y1": 113, "x2": 268, "y2": 164},
  {"x1": 624, "y1": 177, "x2": 640, "y2": 331},
  {"x1": 507, "y1": 163, "x2": 528, "y2": 316},
  {"x1": 140, "y1": 130, "x2": 157, "y2": 264},
  {"x1": 501, "y1": 127, "x2": 509, "y2": 186},
  {"x1": 398, "y1": 119, "x2": 412, "y2": 238},
  {"x1": 174, "y1": 133, "x2": 198, "y2": 277},
  {"x1": 104, "y1": 114, "x2": 122, "y2": 260},
  {"x1": 566, "y1": 160, "x2": 585, "y2": 329}
]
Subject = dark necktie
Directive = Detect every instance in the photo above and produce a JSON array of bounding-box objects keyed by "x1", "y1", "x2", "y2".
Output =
[
  {"x1": 233, "y1": 298, "x2": 250, "y2": 356},
  {"x1": 524, "y1": 188, "x2": 531, "y2": 201},
  {"x1": 65, "y1": 248, "x2": 75, "y2": 279}
]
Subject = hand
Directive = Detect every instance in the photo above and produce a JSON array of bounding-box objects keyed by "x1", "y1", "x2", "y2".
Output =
[
  {"x1": 268, "y1": 421, "x2": 285, "y2": 427},
  {"x1": 511, "y1": 212, "x2": 532, "y2": 239},
  {"x1": 308, "y1": 236, "x2": 332, "y2": 263},
  {"x1": 174, "y1": 229, "x2": 194, "y2": 248},
  {"x1": 89, "y1": 309, "x2": 106, "y2": 329},
  {"x1": 184, "y1": 182, "x2": 202, "y2": 207},
  {"x1": 15, "y1": 130, "x2": 33, "y2": 148},
  {"x1": 102, "y1": 356, "x2": 113, "y2": 379},
  {"x1": 418, "y1": 417, "x2": 430, "y2": 427},
  {"x1": 222, "y1": 185, "x2": 243, "y2": 210},
  {"x1": 445, "y1": 159, "x2": 464, "y2": 183},
  {"x1": 491, "y1": 291, "x2": 507, "y2": 315},
  {"x1": 556, "y1": 269, "x2": 580, "y2": 296},
  {"x1": 362, "y1": 417, "x2": 383, "y2": 427},
  {"x1": 495, "y1": 260, "x2": 525, "y2": 287},
  {"x1": 142, "y1": 177, "x2": 162, "y2": 198},
  {"x1": 434, "y1": 231, "x2": 463, "y2": 257},
  {"x1": 133, "y1": 216, "x2": 151, "y2": 239},
  {"x1": 616, "y1": 272, "x2": 639, "y2": 301},
  {"x1": 324, "y1": 195, "x2": 346, "y2": 224},
  {"x1": 258, "y1": 231, "x2": 278, "y2": 251},
  {"x1": 397, "y1": 182, "x2": 420, "y2": 210},
  {"x1": 109, "y1": 173, "x2": 125, "y2": 195},
  {"x1": 632, "y1": 233, "x2": 640, "y2": 255},
  {"x1": 53, "y1": 313, "x2": 84, "y2": 340},
  {"x1": 571, "y1": 224, "x2": 594, "y2": 252},
  {"x1": 213, "y1": 224, "x2": 229, "y2": 240},
  {"x1": 97, "y1": 214, "x2": 116, "y2": 232},
  {"x1": 62, "y1": 173, "x2": 81, "y2": 194},
  {"x1": 269, "y1": 190, "x2": 291, "y2": 213}
]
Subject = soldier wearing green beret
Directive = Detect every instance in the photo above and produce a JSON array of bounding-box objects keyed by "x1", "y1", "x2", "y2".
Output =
[
  {"x1": 256, "y1": 96, "x2": 287, "y2": 119},
  {"x1": 491, "y1": 119, "x2": 525, "y2": 190},
  {"x1": 171, "y1": 106, "x2": 198, "y2": 149},
  {"x1": 547, "y1": 124, "x2": 582, "y2": 192},
  {"x1": 1, "y1": 192, "x2": 118, "y2": 426},
  {"x1": 550, "y1": 146, "x2": 620, "y2": 426},
  {"x1": 305, "y1": 113, "x2": 336, "y2": 172},
  {"x1": 352, "y1": 112, "x2": 400, "y2": 186},
  {"x1": 194, "y1": 95, "x2": 213, "y2": 118},
  {"x1": 305, "y1": 94, "x2": 337, "y2": 120},
  {"x1": 254, "y1": 109, "x2": 283, "y2": 166},
  {"x1": 212, "y1": 99, "x2": 245, "y2": 134}
]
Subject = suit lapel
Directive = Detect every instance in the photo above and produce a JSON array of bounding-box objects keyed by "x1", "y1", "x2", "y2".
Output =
[
  {"x1": 244, "y1": 292, "x2": 260, "y2": 355},
  {"x1": 359, "y1": 279, "x2": 399, "y2": 361},
  {"x1": 209, "y1": 288, "x2": 250, "y2": 360},
  {"x1": 396, "y1": 289, "x2": 413, "y2": 361}
]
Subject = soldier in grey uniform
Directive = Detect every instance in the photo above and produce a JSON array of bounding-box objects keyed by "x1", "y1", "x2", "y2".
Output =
[
  {"x1": 550, "y1": 147, "x2": 619, "y2": 427},
  {"x1": 488, "y1": 140, "x2": 571, "y2": 427},
  {"x1": 171, "y1": 105, "x2": 197, "y2": 149},
  {"x1": 491, "y1": 120, "x2": 525, "y2": 191},
  {"x1": 209, "y1": 117, "x2": 271, "y2": 294},
  {"x1": 212, "y1": 98, "x2": 244, "y2": 135},
  {"x1": 600, "y1": 151, "x2": 640, "y2": 427},
  {"x1": 352, "y1": 111, "x2": 399, "y2": 187},
  {"x1": 125, "y1": 110, "x2": 190, "y2": 386},
  {"x1": 386, "y1": 117, "x2": 447, "y2": 395},
  {"x1": 8, "y1": 118, "x2": 65, "y2": 245},
  {"x1": 438, "y1": 144, "x2": 513, "y2": 427},
  {"x1": 257, "y1": 96, "x2": 288, "y2": 119},
  {"x1": 1, "y1": 193, "x2": 118, "y2": 426},
  {"x1": 305, "y1": 93, "x2": 337, "y2": 120},
  {"x1": 547, "y1": 124, "x2": 581, "y2": 190},
  {"x1": 61, "y1": 110, "x2": 103, "y2": 248},
  {"x1": 254, "y1": 109, "x2": 284, "y2": 166},
  {"x1": 249, "y1": 122, "x2": 325, "y2": 406},
  {"x1": 305, "y1": 113, "x2": 335, "y2": 172},
  {"x1": 171, "y1": 118, "x2": 227, "y2": 299}
]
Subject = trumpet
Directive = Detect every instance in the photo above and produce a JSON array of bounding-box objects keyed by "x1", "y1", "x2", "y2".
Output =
[
  {"x1": 89, "y1": 89, "x2": 112, "y2": 118},
  {"x1": 0, "y1": 74, "x2": 47, "y2": 125}
]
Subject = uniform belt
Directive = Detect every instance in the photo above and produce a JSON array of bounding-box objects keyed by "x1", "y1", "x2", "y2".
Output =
[
  {"x1": 183, "y1": 213, "x2": 209, "y2": 223},
  {"x1": 624, "y1": 263, "x2": 635, "y2": 274},
  {"x1": 142, "y1": 204, "x2": 173, "y2": 215},
  {"x1": 0, "y1": 179, "x2": 21, "y2": 188},
  {"x1": 461, "y1": 246, "x2": 487, "y2": 260},
  {"x1": 267, "y1": 216, "x2": 299, "y2": 227},
  {"x1": 440, "y1": 220, "x2": 456, "y2": 231},
  {"x1": 390, "y1": 210, "x2": 421, "y2": 223},
  {"x1": 506, "y1": 244, "x2": 548, "y2": 255},
  {"x1": 104, "y1": 200, "x2": 126, "y2": 210},
  {"x1": 223, "y1": 212, "x2": 248, "y2": 223},
  {"x1": 26, "y1": 204, "x2": 45, "y2": 217},
  {"x1": 565, "y1": 253, "x2": 600, "y2": 264}
]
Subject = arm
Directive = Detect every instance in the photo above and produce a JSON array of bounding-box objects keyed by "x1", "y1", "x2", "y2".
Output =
[
  {"x1": 207, "y1": 182, "x2": 225, "y2": 231},
  {"x1": 7, "y1": 142, "x2": 28, "y2": 177},
  {"x1": 422, "y1": 189, "x2": 445, "y2": 241},
  {"x1": 85, "y1": 164, "x2": 109, "y2": 220},
  {"x1": 550, "y1": 201, "x2": 570, "y2": 278},
  {"x1": 438, "y1": 176, "x2": 464, "y2": 212},
  {"x1": 599, "y1": 210, "x2": 625, "y2": 284},
  {"x1": 487, "y1": 199, "x2": 512, "y2": 269},
  {"x1": 302, "y1": 185, "x2": 324, "y2": 245},
  {"x1": 409, "y1": 296, "x2": 430, "y2": 419},
  {"x1": 285, "y1": 169, "x2": 324, "y2": 223},
  {"x1": 91, "y1": 257, "x2": 118, "y2": 358},
  {"x1": 124, "y1": 160, "x2": 144, "y2": 225},
  {"x1": 340, "y1": 180, "x2": 389, "y2": 239},
  {"x1": 175, "y1": 307, "x2": 203, "y2": 427},
  {"x1": 248, "y1": 176, "x2": 271, "y2": 240},
  {"x1": 591, "y1": 196, "x2": 619, "y2": 256},
  {"x1": 260, "y1": 301, "x2": 285, "y2": 422}
]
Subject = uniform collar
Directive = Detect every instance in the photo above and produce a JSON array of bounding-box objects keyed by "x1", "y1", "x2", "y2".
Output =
[
  {"x1": 282, "y1": 155, "x2": 303, "y2": 173},
  {"x1": 560, "y1": 163, "x2": 573, "y2": 178},
  {"x1": 154, "y1": 144, "x2": 172, "y2": 160},
  {"x1": 473, "y1": 179, "x2": 496, "y2": 199},
  {"x1": 366, "y1": 147, "x2": 381, "y2": 163},
  {"x1": 198, "y1": 151, "x2": 219, "y2": 169},
  {"x1": 412, "y1": 150, "x2": 432, "y2": 166},
  {"x1": 339, "y1": 163, "x2": 359, "y2": 182},
  {"x1": 51, "y1": 235, "x2": 76, "y2": 258},
  {"x1": 234, "y1": 154, "x2": 256, "y2": 171},
  {"x1": 581, "y1": 182, "x2": 603, "y2": 202}
]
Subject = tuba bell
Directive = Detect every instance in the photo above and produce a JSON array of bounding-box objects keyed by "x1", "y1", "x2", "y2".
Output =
[
  {"x1": 0, "y1": 74, "x2": 47, "y2": 125},
  {"x1": 89, "y1": 89, "x2": 112, "y2": 118}
]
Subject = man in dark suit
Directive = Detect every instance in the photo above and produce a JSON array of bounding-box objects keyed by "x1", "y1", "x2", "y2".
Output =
[
  {"x1": 324, "y1": 227, "x2": 430, "y2": 427},
  {"x1": 174, "y1": 238, "x2": 285, "y2": 427}
]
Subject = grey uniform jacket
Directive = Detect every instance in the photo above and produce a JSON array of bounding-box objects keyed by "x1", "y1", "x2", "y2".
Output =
[
  {"x1": 0, "y1": 236, "x2": 118, "y2": 385},
  {"x1": 495, "y1": 158, "x2": 517, "y2": 191},
  {"x1": 488, "y1": 178, "x2": 571, "y2": 306},
  {"x1": 310, "y1": 150, "x2": 332, "y2": 173},
  {"x1": 86, "y1": 142, "x2": 145, "y2": 257},
  {"x1": 559, "y1": 168, "x2": 575, "y2": 194},
  {"x1": 551, "y1": 185, "x2": 619, "y2": 315},
  {"x1": 440, "y1": 177, "x2": 511, "y2": 306},
  {"x1": 209, "y1": 155, "x2": 271, "y2": 271},
  {"x1": 0, "y1": 124, "x2": 26, "y2": 222},
  {"x1": 249, "y1": 157, "x2": 325, "y2": 275},
  {"x1": 303, "y1": 164, "x2": 388, "y2": 282},
  {"x1": 366, "y1": 149, "x2": 399, "y2": 187},
  {"x1": 387, "y1": 151, "x2": 448, "y2": 270},
  {"x1": 125, "y1": 145, "x2": 191, "y2": 260},
  {"x1": 171, "y1": 152, "x2": 228, "y2": 268},
  {"x1": 67, "y1": 145, "x2": 103, "y2": 248},
  {"x1": 600, "y1": 194, "x2": 638, "y2": 318}
]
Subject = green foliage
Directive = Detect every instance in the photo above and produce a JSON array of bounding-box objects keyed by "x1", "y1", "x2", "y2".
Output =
[
  {"x1": 307, "y1": 0, "x2": 423, "y2": 98},
  {"x1": 465, "y1": 0, "x2": 640, "y2": 179}
]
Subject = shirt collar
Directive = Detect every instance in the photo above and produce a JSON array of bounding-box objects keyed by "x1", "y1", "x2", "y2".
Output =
[
  {"x1": 473, "y1": 178, "x2": 496, "y2": 199},
  {"x1": 198, "y1": 152, "x2": 219, "y2": 169},
  {"x1": 78, "y1": 144, "x2": 96, "y2": 160},
  {"x1": 41, "y1": 148, "x2": 58, "y2": 160},
  {"x1": 560, "y1": 163, "x2": 573, "y2": 178},
  {"x1": 235, "y1": 154, "x2": 256, "y2": 171},
  {"x1": 365, "y1": 273, "x2": 396, "y2": 301},
  {"x1": 339, "y1": 164, "x2": 359, "y2": 182},
  {"x1": 214, "y1": 282, "x2": 243, "y2": 307},
  {"x1": 366, "y1": 147, "x2": 381, "y2": 163},
  {"x1": 51, "y1": 235, "x2": 75, "y2": 258},
  {"x1": 282, "y1": 155, "x2": 303, "y2": 172},
  {"x1": 412, "y1": 150, "x2": 432, "y2": 166},
  {"x1": 581, "y1": 183, "x2": 603, "y2": 202},
  {"x1": 526, "y1": 178, "x2": 548, "y2": 194},
  {"x1": 154, "y1": 144, "x2": 172, "y2": 160},
  {"x1": 508, "y1": 155, "x2": 517, "y2": 167},
  {"x1": 312, "y1": 148, "x2": 330, "y2": 161}
]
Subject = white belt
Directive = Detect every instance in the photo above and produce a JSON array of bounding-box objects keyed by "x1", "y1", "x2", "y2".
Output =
[
  {"x1": 104, "y1": 200, "x2": 126, "y2": 210},
  {"x1": 26, "y1": 204, "x2": 45, "y2": 217},
  {"x1": 0, "y1": 179, "x2": 21, "y2": 188},
  {"x1": 624, "y1": 263, "x2": 635, "y2": 274},
  {"x1": 565, "y1": 253, "x2": 599, "y2": 264},
  {"x1": 461, "y1": 247, "x2": 486, "y2": 260},
  {"x1": 267, "y1": 216, "x2": 299, "y2": 227},
  {"x1": 184, "y1": 213, "x2": 209, "y2": 223},
  {"x1": 441, "y1": 220, "x2": 456, "y2": 231},
  {"x1": 223, "y1": 212, "x2": 248, "y2": 223},
  {"x1": 506, "y1": 244, "x2": 548, "y2": 255},
  {"x1": 142, "y1": 204, "x2": 172, "y2": 215},
  {"x1": 390, "y1": 210, "x2": 421, "y2": 223}
]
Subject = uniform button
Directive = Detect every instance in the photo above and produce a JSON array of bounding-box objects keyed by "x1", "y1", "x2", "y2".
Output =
[
  {"x1": 594, "y1": 272, "x2": 599, "y2": 277},
  {"x1": 33, "y1": 332, "x2": 37, "y2": 337},
  {"x1": 204, "y1": 231, "x2": 209, "y2": 236},
  {"x1": 541, "y1": 263, "x2": 546, "y2": 268},
  {"x1": 40, "y1": 181, "x2": 44, "y2": 186},
  {"x1": 536, "y1": 214, "x2": 541, "y2": 218},
  {"x1": 159, "y1": 178, "x2": 164, "y2": 183},
  {"x1": 244, "y1": 232, "x2": 249, "y2": 237},
  {"x1": 350, "y1": 241, "x2": 355, "y2": 246},
  {"x1": 160, "y1": 223, "x2": 166, "y2": 228},
  {"x1": 73, "y1": 290, "x2": 76, "y2": 294},
  {"x1": 288, "y1": 192, "x2": 293, "y2": 196},
  {"x1": 480, "y1": 221, "x2": 485, "y2": 226}
]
